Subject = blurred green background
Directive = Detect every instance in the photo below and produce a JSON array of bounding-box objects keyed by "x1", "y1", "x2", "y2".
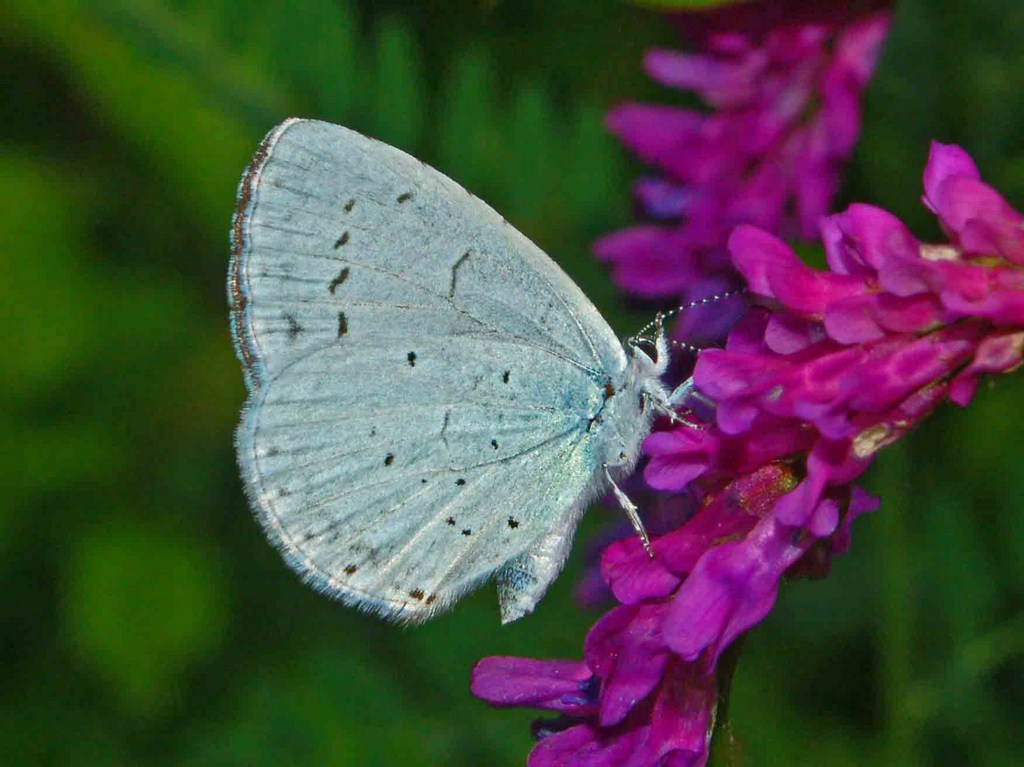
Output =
[{"x1": 3, "y1": 1, "x2": 1023, "y2": 764}]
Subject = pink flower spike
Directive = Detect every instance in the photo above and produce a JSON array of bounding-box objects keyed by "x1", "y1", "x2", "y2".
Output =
[{"x1": 598, "y1": 5, "x2": 892, "y2": 301}]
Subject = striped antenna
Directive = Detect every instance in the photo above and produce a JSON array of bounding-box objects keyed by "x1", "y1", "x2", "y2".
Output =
[{"x1": 629, "y1": 288, "x2": 745, "y2": 346}]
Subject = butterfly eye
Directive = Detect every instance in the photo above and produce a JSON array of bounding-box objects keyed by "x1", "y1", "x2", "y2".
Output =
[{"x1": 634, "y1": 338, "x2": 659, "y2": 365}]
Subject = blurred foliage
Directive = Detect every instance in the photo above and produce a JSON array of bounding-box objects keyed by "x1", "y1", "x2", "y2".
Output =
[
  {"x1": 625, "y1": 0, "x2": 749, "y2": 8},
  {"x1": 1, "y1": 0, "x2": 1022, "y2": 765}
]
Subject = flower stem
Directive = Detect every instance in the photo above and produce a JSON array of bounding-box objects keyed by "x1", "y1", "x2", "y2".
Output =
[{"x1": 708, "y1": 635, "x2": 746, "y2": 767}]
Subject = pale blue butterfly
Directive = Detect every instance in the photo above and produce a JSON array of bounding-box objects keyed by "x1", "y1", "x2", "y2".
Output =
[{"x1": 229, "y1": 119, "x2": 723, "y2": 624}]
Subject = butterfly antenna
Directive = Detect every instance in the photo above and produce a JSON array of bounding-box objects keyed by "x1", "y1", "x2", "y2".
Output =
[
  {"x1": 666, "y1": 339, "x2": 702, "y2": 354},
  {"x1": 632, "y1": 288, "x2": 745, "y2": 342}
]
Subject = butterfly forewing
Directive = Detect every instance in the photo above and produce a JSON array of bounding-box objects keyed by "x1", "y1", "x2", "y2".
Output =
[{"x1": 231, "y1": 119, "x2": 625, "y2": 622}]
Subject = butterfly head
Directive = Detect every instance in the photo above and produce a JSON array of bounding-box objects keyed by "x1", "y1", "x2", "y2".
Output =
[
  {"x1": 627, "y1": 334, "x2": 668, "y2": 380},
  {"x1": 625, "y1": 310, "x2": 671, "y2": 385}
]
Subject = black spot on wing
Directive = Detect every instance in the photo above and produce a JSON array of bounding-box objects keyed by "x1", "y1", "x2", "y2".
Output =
[
  {"x1": 384, "y1": 453, "x2": 394, "y2": 466},
  {"x1": 508, "y1": 517, "x2": 519, "y2": 529},
  {"x1": 333, "y1": 231, "x2": 349, "y2": 249},
  {"x1": 343, "y1": 199, "x2": 355, "y2": 212},
  {"x1": 397, "y1": 192, "x2": 413, "y2": 203},
  {"x1": 328, "y1": 266, "x2": 350, "y2": 293},
  {"x1": 337, "y1": 311, "x2": 348, "y2": 337},
  {"x1": 407, "y1": 351, "x2": 416, "y2": 367},
  {"x1": 285, "y1": 314, "x2": 302, "y2": 339},
  {"x1": 502, "y1": 370, "x2": 510, "y2": 384}
]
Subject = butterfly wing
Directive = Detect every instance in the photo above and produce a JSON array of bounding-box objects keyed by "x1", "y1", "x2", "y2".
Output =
[{"x1": 230, "y1": 119, "x2": 625, "y2": 622}]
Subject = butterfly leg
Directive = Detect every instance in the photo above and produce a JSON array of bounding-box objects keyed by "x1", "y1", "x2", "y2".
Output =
[
  {"x1": 666, "y1": 378, "x2": 717, "y2": 411},
  {"x1": 603, "y1": 465, "x2": 653, "y2": 558},
  {"x1": 655, "y1": 378, "x2": 717, "y2": 431}
]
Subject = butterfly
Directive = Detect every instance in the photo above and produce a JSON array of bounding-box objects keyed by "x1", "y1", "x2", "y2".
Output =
[{"x1": 229, "y1": 119, "x2": 709, "y2": 624}]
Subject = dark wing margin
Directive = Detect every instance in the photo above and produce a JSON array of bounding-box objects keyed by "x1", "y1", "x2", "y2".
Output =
[{"x1": 229, "y1": 118, "x2": 302, "y2": 393}]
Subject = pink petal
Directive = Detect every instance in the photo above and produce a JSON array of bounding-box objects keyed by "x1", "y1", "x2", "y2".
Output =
[
  {"x1": 643, "y1": 429, "x2": 713, "y2": 492},
  {"x1": 601, "y1": 535, "x2": 681, "y2": 605},
  {"x1": 922, "y1": 141, "x2": 980, "y2": 212},
  {"x1": 728, "y1": 225, "x2": 866, "y2": 317},
  {"x1": 634, "y1": 659, "x2": 717, "y2": 767},
  {"x1": 831, "y1": 486, "x2": 880, "y2": 557},
  {"x1": 606, "y1": 104, "x2": 706, "y2": 183},
  {"x1": 823, "y1": 295, "x2": 887, "y2": 344},
  {"x1": 932, "y1": 177, "x2": 1024, "y2": 263},
  {"x1": 528, "y1": 724, "x2": 644, "y2": 767},
  {"x1": 584, "y1": 604, "x2": 670, "y2": 726},
  {"x1": 949, "y1": 331, "x2": 1024, "y2": 405},
  {"x1": 471, "y1": 657, "x2": 594, "y2": 714},
  {"x1": 644, "y1": 48, "x2": 762, "y2": 108},
  {"x1": 764, "y1": 313, "x2": 825, "y2": 354},
  {"x1": 663, "y1": 514, "x2": 811, "y2": 661},
  {"x1": 634, "y1": 177, "x2": 694, "y2": 220},
  {"x1": 821, "y1": 203, "x2": 919, "y2": 274},
  {"x1": 941, "y1": 286, "x2": 1024, "y2": 326},
  {"x1": 593, "y1": 226, "x2": 704, "y2": 298}
]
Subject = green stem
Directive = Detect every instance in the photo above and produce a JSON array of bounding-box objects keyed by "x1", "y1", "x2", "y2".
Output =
[{"x1": 708, "y1": 635, "x2": 746, "y2": 767}]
